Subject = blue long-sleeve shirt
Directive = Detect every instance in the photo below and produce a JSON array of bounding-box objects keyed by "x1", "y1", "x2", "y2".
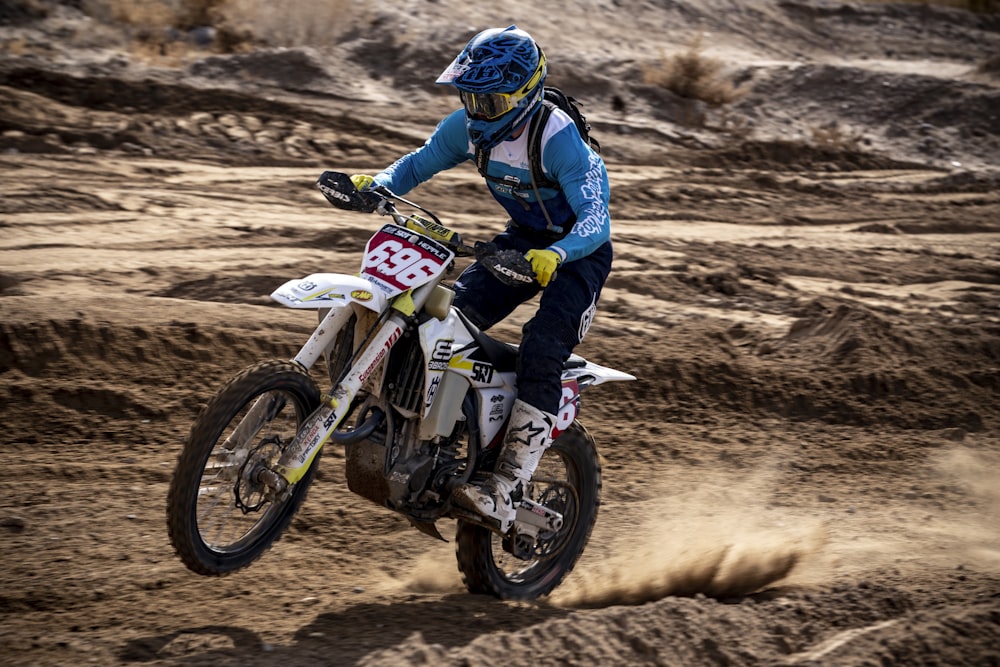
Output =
[{"x1": 373, "y1": 108, "x2": 611, "y2": 264}]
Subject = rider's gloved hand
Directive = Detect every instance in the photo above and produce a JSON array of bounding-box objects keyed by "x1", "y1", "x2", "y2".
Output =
[
  {"x1": 350, "y1": 174, "x2": 375, "y2": 191},
  {"x1": 525, "y1": 248, "x2": 561, "y2": 287}
]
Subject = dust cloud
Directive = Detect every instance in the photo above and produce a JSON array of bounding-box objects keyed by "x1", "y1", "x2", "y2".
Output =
[
  {"x1": 395, "y1": 468, "x2": 830, "y2": 605},
  {"x1": 929, "y1": 447, "x2": 1000, "y2": 570},
  {"x1": 554, "y1": 468, "x2": 828, "y2": 607}
]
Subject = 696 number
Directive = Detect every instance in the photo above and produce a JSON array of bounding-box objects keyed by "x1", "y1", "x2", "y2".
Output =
[{"x1": 364, "y1": 240, "x2": 442, "y2": 288}]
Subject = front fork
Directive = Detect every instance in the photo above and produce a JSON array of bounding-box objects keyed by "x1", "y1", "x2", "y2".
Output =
[
  {"x1": 243, "y1": 308, "x2": 404, "y2": 502},
  {"x1": 222, "y1": 306, "x2": 354, "y2": 477},
  {"x1": 278, "y1": 311, "x2": 405, "y2": 485},
  {"x1": 292, "y1": 305, "x2": 356, "y2": 371}
]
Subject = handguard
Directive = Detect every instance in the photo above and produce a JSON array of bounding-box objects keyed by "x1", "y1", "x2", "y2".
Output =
[
  {"x1": 317, "y1": 171, "x2": 382, "y2": 213},
  {"x1": 476, "y1": 242, "x2": 538, "y2": 286}
]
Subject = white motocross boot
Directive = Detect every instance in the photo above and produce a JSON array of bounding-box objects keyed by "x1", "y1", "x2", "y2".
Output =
[{"x1": 453, "y1": 399, "x2": 555, "y2": 533}]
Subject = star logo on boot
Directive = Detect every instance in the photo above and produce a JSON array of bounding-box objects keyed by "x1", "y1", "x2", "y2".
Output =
[{"x1": 508, "y1": 422, "x2": 546, "y2": 449}]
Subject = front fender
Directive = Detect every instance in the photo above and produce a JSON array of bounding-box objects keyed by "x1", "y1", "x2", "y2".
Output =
[{"x1": 270, "y1": 273, "x2": 386, "y2": 312}]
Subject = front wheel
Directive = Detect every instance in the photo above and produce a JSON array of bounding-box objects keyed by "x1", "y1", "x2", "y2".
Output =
[
  {"x1": 167, "y1": 359, "x2": 321, "y2": 575},
  {"x1": 455, "y1": 421, "x2": 601, "y2": 600}
]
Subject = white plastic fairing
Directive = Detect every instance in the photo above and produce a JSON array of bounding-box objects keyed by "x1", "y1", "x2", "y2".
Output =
[
  {"x1": 563, "y1": 355, "x2": 637, "y2": 384},
  {"x1": 270, "y1": 273, "x2": 386, "y2": 312}
]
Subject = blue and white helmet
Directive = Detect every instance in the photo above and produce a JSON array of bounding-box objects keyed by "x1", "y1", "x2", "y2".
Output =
[{"x1": 437, "y1": 25, "x2": 547, "y2": 151}]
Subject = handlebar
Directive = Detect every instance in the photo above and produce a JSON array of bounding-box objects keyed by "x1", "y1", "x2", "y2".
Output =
[{"x1": 316, "y1": 170, "x2": 538, "y2": 286}]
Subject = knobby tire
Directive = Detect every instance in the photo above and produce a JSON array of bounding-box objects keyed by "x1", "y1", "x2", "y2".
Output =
[
  {"x1": 454, "y1": 421, "x2": 601, "y2": 600},
  {"x1": 167, "y1": 359, "x2": 321, "y2": 575}
]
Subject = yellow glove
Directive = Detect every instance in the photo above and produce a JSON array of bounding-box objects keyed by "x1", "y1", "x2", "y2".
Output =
[
  {"x1": 350, "y1": 174, "x2": 374, "y2": 191},
  {"x1": 525, "y1": 248, "x2": 561, "y2": 287}
]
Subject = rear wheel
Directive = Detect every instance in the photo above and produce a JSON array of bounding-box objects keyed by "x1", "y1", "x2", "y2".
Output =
[
  {"x1": 455, "y1": 421, "x2": 601, "y2": 600},
  {"x1": 167, "y1": 359, "x2": 321, "y2": 575}
]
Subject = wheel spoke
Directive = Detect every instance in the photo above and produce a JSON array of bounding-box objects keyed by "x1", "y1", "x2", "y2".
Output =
[
  {"x1": 167, "y1": 361, "x2": 322, "y2": 575},
  {"x1": 455, "y1": 422, "x2": 601, "y2": 599}
]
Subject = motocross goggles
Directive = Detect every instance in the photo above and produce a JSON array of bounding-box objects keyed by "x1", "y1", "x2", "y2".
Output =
[{"x1": 459, "y1": 57, "x2": 546, "y2": 120}]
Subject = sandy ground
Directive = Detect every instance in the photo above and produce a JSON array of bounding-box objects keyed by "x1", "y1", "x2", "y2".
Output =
[{"x1": 1, "y1": 1, "x2": 999, "y2": 665}]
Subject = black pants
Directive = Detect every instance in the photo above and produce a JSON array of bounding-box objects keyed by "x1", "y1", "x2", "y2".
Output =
[{"x1": 453, "y1": 228, "x2": 613, "y2": 415}]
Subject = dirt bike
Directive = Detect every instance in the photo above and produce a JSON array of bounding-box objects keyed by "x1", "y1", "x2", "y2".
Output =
[{"x1": 166, "y1": 171, "x2": 635, "y2": 600}]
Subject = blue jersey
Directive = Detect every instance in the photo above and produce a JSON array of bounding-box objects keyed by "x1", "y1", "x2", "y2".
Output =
[{"x1": 373, "y1": 108, "x2": 611, "y2": 264}]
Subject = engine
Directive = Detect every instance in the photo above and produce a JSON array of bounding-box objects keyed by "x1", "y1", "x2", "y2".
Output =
[{"x1": 344, "y1": 330, "x2": 465, "y2": 517}]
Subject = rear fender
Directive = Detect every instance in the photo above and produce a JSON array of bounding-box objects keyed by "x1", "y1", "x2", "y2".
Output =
[
  {"x1": 271, "y1": 273, "x2": 386, "y2": 313},
  {"x1": 553, "y1": 358, "x2": 636, "y2": 437},
  {"x1": 563, "y1": 356, "x2": 636, "y2": 386}
]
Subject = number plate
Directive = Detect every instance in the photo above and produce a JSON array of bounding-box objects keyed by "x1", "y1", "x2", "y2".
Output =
[
  {"x1": 361, "y1": 224, "x2": 453, "y2": 297},
  {"x1": 552, "y1": 379, "x2": 580, "y2": 438}
]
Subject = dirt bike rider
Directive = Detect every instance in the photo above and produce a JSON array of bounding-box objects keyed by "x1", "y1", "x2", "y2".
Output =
[{"x1": 350, "y1": 25, "x2": 612, "y2": 533}]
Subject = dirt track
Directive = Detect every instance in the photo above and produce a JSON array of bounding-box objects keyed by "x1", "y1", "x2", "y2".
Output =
[{"x1": 1, "y1": 1, "x2": 1000, "y2": 665}]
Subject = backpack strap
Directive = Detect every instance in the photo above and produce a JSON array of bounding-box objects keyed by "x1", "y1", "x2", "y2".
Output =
[
  {"x1": 474, "y1": 144, "x2": 491, "y2": 179},
  {"x1": 474, "y1": 144, "x2": 530, "y2": 212},
  {"x1": 525, "y1": 101, "x2": 560, "y2": 231},
  {"x1": 473, "y1": 107, "x2": 556, "y2": 186},
  {"x1": 526, "y1": 101, "x2": 559, "y2": 191},
  {"x1": 473, "y1": 102, "x2": 562, "y2": 231}
]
